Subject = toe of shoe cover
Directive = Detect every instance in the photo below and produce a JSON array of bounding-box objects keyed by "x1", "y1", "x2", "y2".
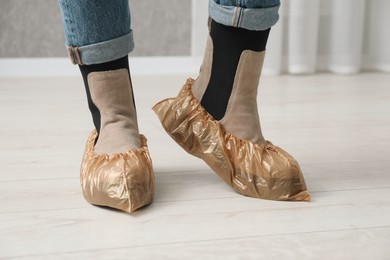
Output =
[
  {"x1": 80, "y1": 130, "x2": 155, "y2": 213},
  {"x1": 153, "y1": 78, "x2": 310, "y2": 202}
]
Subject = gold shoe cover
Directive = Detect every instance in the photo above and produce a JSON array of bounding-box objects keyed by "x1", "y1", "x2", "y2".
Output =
[
  {"x1": 153, "y1": 79, "x2": 310, "y2": 202},
  {"x1": 80, "y1": 130, "x2": 155, "y2": 213}
]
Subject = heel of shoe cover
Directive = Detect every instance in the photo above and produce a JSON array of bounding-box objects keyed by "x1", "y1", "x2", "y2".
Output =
[
  {"x1": 153, "y1": 79, "x2": 310, "y2": 202},
  {"x1": 80, "y1": 130, "x2": 155, "y2": 213}
]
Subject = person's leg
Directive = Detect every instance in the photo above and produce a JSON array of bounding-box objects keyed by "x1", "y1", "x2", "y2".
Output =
[
  {"x1": 192, "y1": 0, "x2": 280, "y2": 144},
  {"x1": 58, "y1": 0, "x2": 154, "y2": 213},
  {"x1": 153, "y1": 0, "x2": 310, "y2": 202},
  {"x1": 58, "y1": 0, "x2": 139, "y2": 154}
]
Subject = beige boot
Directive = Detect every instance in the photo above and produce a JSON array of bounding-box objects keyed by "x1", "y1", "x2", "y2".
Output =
[
  {"x1": 80, "y1": 68, "x2": 154, "y2": 213},
  {"x1": 88, "y1": 68, "x2": 140, "y2": 155},
  {"x1": 192, "y1": 36, "x2": 266, "y2": 144}
]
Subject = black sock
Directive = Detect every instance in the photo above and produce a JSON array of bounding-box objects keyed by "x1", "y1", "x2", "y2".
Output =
[
  {"x1": 200, "y1": 20, "x2": 270, "y2": 120},
  {"x1": 79, "y1": 56, "x2": 132, "y2": 134}
]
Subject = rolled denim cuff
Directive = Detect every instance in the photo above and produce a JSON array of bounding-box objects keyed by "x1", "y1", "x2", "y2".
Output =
[
  {"x1": 209, "y1": 0, "x2": 280, "y2": 31},
  {"x1": 66, "y1": 31, "x2": 134, "y2": 65}
]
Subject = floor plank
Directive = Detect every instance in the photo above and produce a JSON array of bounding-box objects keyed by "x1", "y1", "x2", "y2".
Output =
[{"x1": 12, "y1": 227, "x2": 389, "y2": 260}]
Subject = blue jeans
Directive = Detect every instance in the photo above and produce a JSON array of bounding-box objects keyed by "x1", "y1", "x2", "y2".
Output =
[
  {"x1": 58, "y1": 0, "x2": 280, "y2": 65},
  {"x1": 212, "y1": 0, "x2": 280, "y2": 30}
]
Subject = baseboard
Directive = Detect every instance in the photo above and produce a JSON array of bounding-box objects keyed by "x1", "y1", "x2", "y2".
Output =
[
  {"x1": 0, "y1": 57, "x2": 203, "y2": 77},
  {"x1": 2, "y1": 56, "x2": 388, "y2": 78}
]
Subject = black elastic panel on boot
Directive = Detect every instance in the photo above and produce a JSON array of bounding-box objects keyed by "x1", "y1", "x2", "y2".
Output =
[
  {"x1": 200, "y1": 20, "x2": 271, "y2": 120},
  {"x1": 79, "y1": 56, "x2": 131, "y2": 134}
]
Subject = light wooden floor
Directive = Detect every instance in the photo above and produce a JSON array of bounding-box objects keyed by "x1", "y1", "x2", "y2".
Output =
[{"x1": 0, "y1": 73, "x2": 389, "y2": 259}]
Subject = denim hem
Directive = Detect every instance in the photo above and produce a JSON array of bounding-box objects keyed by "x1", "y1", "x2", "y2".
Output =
[
  {"x1": 67, "y1": 31, "x2": 134, "y2": 65},
  {"x1": 209, "y1": 0, "x2": 280, "y2": 31}
]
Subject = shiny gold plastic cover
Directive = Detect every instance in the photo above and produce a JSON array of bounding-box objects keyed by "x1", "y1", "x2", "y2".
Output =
[
  {"x1": 153, "y1": 79, "x2": 310, "y2": 202},
  {"x1": 80, "y1": 130, "x2": 155, "y2": 213}
]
